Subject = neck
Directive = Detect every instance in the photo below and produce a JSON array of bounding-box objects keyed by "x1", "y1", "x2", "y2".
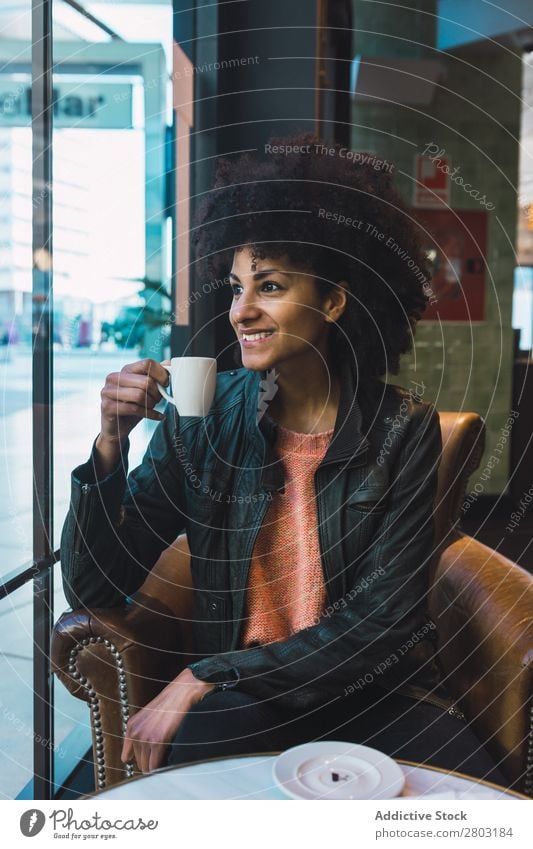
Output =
[{"x1": 264, "y1": 358, "x2": 341, "y2": 433}]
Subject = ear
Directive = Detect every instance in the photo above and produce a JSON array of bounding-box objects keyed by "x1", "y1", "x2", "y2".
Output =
[{"x1": 324, "y1": 280, "x2": 349, "y2": 323}]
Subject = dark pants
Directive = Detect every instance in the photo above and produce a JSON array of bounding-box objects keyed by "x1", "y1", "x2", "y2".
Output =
[{"x1": 164, "y1": 685, "x2": 506, "y2": 786}]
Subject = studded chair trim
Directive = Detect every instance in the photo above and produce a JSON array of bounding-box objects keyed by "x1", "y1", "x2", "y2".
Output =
[{"x1": 68, "y1": 635, "x2": 134, "y2": 789}]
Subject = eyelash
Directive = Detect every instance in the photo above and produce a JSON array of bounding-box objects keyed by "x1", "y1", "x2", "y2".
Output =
[{"x1": 230, "y1": 281, "x2": 281, "y2": 295}]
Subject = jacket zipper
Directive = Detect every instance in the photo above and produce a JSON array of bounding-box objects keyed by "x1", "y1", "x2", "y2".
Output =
[{"x1": 73, "y1": 483, "x2": 91, "y2": 557}]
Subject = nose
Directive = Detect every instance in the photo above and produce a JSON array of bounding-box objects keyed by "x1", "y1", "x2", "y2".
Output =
[{"x1": 230, "y1": 290, "x2": 262, "y2": 324}]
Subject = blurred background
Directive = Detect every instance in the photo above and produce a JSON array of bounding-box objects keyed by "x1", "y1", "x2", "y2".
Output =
[{"x1": 0, "y1": 0, "x2": 532, "y2": 799}]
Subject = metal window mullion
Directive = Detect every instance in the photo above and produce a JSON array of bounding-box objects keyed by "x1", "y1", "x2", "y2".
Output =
[{"x1": 32, "y1": 0, "x2": 54, "y2": 801}]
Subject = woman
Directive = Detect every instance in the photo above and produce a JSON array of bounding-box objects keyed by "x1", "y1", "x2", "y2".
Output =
[{"x1": 60, "y1": 132, "x2": 504, "y2": 783}]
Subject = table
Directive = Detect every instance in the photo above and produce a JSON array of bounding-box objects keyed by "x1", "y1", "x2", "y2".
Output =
[{"x1": 89, "y1": 753, "x2": 528, "y2": 800}]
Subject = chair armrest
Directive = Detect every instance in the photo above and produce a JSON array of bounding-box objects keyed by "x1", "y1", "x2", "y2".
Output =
[
  {"x1": 430, "y1": 534, "x2": 533, "y2": 794},
  {"x1": 52, "y1": 593, "x2": 192, "y2": 790}
]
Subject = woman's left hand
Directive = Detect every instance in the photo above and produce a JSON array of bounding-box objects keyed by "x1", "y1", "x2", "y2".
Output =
[{"x1": 120, "y1": 668, "x2": 217, "y2": 774}]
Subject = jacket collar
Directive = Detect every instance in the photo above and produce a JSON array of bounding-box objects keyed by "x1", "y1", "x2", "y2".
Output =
[{"x1": 244, "y1": 359, "x2": 371, "y2": 491}]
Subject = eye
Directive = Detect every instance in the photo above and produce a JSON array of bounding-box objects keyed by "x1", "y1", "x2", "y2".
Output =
[{"x1": 230, "y1": 281, "x2": 282, "y2": 295}]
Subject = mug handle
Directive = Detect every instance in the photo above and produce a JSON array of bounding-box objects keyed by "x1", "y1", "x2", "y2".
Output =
[{"x1": 156, "y1": 364, "x2": 175, "y2": 406}]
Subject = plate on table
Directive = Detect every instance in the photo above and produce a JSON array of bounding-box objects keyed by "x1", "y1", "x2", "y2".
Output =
[{"x1": 273, "y1": 741, "x2": 405, "y2": 800}]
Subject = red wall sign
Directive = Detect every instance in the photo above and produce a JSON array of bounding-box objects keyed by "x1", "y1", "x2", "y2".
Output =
[
  {"x1": 414, "y1": 153, "x2": 450, "y2": 208},
  {"x1": 413, "y1": 208, "x2": 487, "y2": 321}
]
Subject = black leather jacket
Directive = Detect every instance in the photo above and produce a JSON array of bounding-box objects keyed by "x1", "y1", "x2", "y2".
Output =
[{"x1": 60, "y1": 359, "x2": 452, "y2": 712}]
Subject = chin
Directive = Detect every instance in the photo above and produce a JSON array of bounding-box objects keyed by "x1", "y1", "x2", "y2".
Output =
[{"x1": 242, "y1": 355, "x2": 275, "y2": 372}]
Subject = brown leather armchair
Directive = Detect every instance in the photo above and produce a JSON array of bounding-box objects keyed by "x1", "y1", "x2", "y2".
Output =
[{"x1": 52, "y1": 412, "x2": 533, "y2": 794}]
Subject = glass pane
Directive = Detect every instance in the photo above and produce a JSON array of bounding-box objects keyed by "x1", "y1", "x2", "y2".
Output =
[
  {"x1": 512, "y1": 266, "x2": 533, "y2": 352},
  {"x1": 0, "y1": 583, "x2": 34, "y2": 799},
  {"x1": 52, "y1": 0, "x2": 173, "y2": 551},
  {"x1": 0, "y1": 575, "x2": 94, "y2": 799},
  {"x1": 53, "y1": 566, "x2": 92, "y2": 796},
  {"x1": 0, "y1": 1, "x2": 33, "y2": 579},
  {"x1": 51, "y1": 0, "x2": 173, "y2": 774}
]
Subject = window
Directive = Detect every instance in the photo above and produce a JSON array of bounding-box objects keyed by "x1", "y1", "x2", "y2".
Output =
[{"x1": 0, "y1": 0, "x2": 173, "y2": 799}]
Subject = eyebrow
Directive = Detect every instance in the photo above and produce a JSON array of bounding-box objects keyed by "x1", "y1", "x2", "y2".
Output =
[{"x1": 228, "y1": 269, "x2": 292, "y2": 282}]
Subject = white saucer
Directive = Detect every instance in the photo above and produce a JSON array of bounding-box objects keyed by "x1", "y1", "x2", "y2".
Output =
[{"x1": 272, "y1": 741, "x2": 406, "y2": 800}]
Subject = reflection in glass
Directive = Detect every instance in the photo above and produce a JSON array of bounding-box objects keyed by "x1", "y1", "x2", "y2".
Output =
[
  {"x1": 50, "y1": 0, "x2": 173, "y2": 786},
  {"x1": 0, "y1": 5, "x2": 33, "y2": 579},
  {"x1": 0, "y1": 583, "x2": 35, "y2": 799}
]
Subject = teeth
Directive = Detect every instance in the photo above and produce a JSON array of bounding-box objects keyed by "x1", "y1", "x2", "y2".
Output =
[{"x1": 242, "y1": 331, "x2": 273, "y2": 341}]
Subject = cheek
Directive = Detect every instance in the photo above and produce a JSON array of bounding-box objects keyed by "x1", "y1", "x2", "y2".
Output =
[{"x1": 286, "y1": 306, "x2": 325, "y2": 339}]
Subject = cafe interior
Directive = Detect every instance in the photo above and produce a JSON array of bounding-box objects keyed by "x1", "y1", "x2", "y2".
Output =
[{"x1": 0, "y1": 0, "x2": 532, "y2": 802}]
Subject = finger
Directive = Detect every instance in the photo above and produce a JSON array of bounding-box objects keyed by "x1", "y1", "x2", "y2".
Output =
[
  {"x1": 122, "y1": 358, "x2": 170, "y2": 385},
  {"x1": 105, "y1": 402, "x2": 166, "y2": 421},
  {"x1": 138, "y1": 741, "x2": 151, "y2": 775},
  {"x1": 121, "y1": 736, "x2": 133, "y2": 764},
  {"x1": 102, "y1": 387, "x2": 160, "y2": 411},
  {"x1": 132, "y1": 740, "x2": 145, "y2": 774},
  {"x1": 148, "y1": 744, "x2": 166, "y2": 774},
  {"x1": 107, "y1": 372, "x2": 163, "y2": 406}
]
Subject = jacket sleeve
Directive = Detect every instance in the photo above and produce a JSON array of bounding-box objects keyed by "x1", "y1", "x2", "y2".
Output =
[
  {"x1": 187, "y1": 402, "x2": 442, "y2": 709},
  {"x1": 60, "y1": 404, "x2": 188, "y2": 609}
]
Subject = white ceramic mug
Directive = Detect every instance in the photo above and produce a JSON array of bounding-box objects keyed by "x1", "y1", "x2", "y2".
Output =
[{"x1": 156, "y1": 357, "x2": 217, "y2": 416}]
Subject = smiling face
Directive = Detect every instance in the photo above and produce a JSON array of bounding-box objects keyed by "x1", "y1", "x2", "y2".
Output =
[{"x1": 228, "y1": 245, "x2": 347, "y2": 376}]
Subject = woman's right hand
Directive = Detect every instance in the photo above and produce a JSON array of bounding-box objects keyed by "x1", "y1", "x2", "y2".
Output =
[{"x1": 99, "y1": 358, "x2": 171, "y2": 445}]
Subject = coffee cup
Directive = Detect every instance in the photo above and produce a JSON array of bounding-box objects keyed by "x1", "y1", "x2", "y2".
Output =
[{"x1": 156, "y1": 357, "x2": 217, "y2": 416}]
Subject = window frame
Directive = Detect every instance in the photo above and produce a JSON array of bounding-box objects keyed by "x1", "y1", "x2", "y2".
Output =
[{"x1": 31, "y1": 0, "x2": 55, "y2": 801}]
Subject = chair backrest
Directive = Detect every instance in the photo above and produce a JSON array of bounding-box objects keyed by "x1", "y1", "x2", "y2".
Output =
[
  {"x1": 433, "y1": 411, "x2": 485, "y2": 550},
  {"x1": 136, "y1": 533, "x2": 195, "y2": 624}
]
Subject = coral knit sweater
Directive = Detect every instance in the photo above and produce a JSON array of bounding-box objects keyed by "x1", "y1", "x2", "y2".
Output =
[{"x1": 240, "y1": 418, "x2": 334, "y2": 648}]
